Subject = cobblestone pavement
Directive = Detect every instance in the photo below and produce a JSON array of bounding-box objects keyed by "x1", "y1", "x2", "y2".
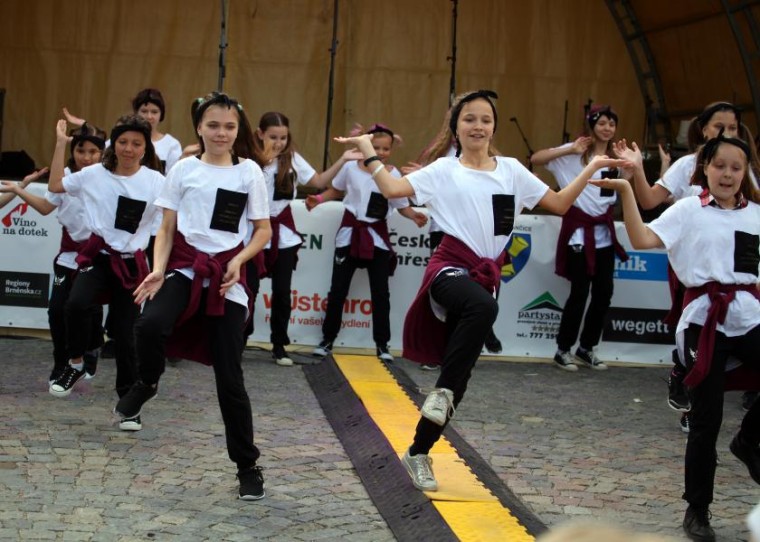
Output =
[{"x1": 0, "y1": 337, "x2": 757, "y2": 541}]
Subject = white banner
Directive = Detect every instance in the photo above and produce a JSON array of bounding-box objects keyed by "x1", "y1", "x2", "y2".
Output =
[{"x1": 0, "y1": 195, "x2": 674, "y2": 365}]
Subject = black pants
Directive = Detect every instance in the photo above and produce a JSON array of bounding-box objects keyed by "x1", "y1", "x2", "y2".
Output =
[
  {"x1": 65, "y1": 254, "x2": 139, "y2": 397},
  {"x1": 683, "y1": 323, "x2": 760, "y2": 508},
  {"x1": 411, "y1": 271, "x2": 498, "y2": 455},
  {"x1": 267, "y1": 245, "x2": 299, "y2": 346},
  {"x1": 243, "y1": 259, "x2": 261, "y2": 340},
  {"x1": 321, "y1": 246, "x2": 391, "y2": 346},
  {"x1": 134, "y1": 272, "x2": 260, "y2": 470},
  {"x1": 48, "y1": 264, "x2": 103, "y2": 374},
  {"x1": 556, "y1": 245, "x2": 615, "y2": 351}
]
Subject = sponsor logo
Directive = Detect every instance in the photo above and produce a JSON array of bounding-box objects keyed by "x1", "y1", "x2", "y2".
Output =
[
  {"x1": 515, "y1": 291, "x2": 562, "y2": 340},
  {"x1": 0, "y1": 271, "x2": 50, "y2": 308},
  {"x1": 1, "y1": 202, "x2": 49, "y2": 237},
  {"x1": 604, "y1": 307, "x2": 674, "y2": 344},
  {"x1": 390, "y1": 231, "x2": 432, "y2": 268},
  {"x1": 501, "y1": 233, "x2": 531, "y2": 284},
  {"x1": 614, "y1": 252, "x2": 668, "y2": 282}
]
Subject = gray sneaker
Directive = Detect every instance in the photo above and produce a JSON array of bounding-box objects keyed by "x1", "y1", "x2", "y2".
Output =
[
  {"x1": 575, "y1": 348, "x2": 608, "y2": 370},
  {"x1": 553, "y1": 350, "x2": 578, "y2": 372},
  {"x1": 402, "y1": 449, "x2": 438, "y2": 491},
  {"x1": 420, "y1": 388, "x2": 455, "y2": 426}
]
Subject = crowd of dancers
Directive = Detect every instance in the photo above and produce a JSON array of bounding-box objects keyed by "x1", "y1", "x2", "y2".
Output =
[{"x1": 1, "y1": 88, "x2": 758, "y2": 541}]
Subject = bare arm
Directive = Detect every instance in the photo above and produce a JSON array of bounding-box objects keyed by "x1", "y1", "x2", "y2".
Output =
[
  {"x1": 334, "y1": 135, "x2": 415, "y2": 199},
  {"x1": 536, "y1": 156, "x2": 631, "y2": 215},
  {"x1": 0, "y1": 181, "x2": 56, "y2": 215},
  {"x1": 220, "y1": 218, "x2": 272, "y2": 295},
  {"x1": 0, "y1": 168, "x2": 50, "y2": 210},
  {"x1": 307, "y1": 149, "x2": 364, "y2": 189},
  {"x1": 48, "y1": 120, "x2": 71, "y2": 193},
  {"x1": 397, "y1": 205, "x2": 428, "y2": 228},
  {"x1": 133, "y1": 210, "x2": 178, "y2": 304},
  {"x1": 530, "y1": 137, "x2": 591, "y2": 167},
  {"x1": 305, "y1": 186, "x2": 344, "y2": 211},
  {"x1": 614, "y1": 139, "x2": 671, "y2": 210},
  {"x1": 590, "y1": 178, "x2": 664, "y2": 249}
]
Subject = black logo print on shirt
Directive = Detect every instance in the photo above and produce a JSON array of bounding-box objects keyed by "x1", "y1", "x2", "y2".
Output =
[
  {"x1": 734, "y1": 231, "x2": 760, "y2": 275},
  {"x1": 492, "y1": 194, "x2": 515, "y2": 236},
  {"x1": 114, "y1": 196, "x2": 147, "y2": 234},
  {"x1": 210, "y1": 188, "x2": 248, "y2": 233},
  {"x1": 365, "y1": 192, "x2": 389, "y2": 220},
  {"x1": 599, "y1": 169, "x2": 618, "y2": 198},
  {"x1": 272, "y1": 172, "x2": 297, "y2": 201}
]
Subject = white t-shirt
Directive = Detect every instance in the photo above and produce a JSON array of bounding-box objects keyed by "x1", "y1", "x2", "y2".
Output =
[
  {"x1": 427, "y1": 145, "x2": 457, "y2": 235},
  {"x1": 331, "y1": 161, "x2": 407, "y2": 250},
  {"x1": 545, "y1": 143, "x2": 617, "y2": 248},
  {"x1": 62, "y1": 163, "x2": 164, "y2": 254},
  {"x1": 153, "y1": 133, "x2": 183, "y2": 174},
  {"x1": 45, "y1": 167, "x2": 92, "y2": 269},
  {"x1": 155, "y1": 156, "x2": 269, "y2": 307},
  {"x1": 263, "y1": 151, "x2": 316, "y2": 249},
  {"x1": 648, "y1": 197, "x2": 760, "y2": 337},
  {"x1": 407, "y1": 156, "x2": 549, "y2": 260}
]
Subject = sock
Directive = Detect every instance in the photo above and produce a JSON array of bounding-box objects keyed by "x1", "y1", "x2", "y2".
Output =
[{"x1": 70, "y1": 361, "x2": 84, "y2": 371}]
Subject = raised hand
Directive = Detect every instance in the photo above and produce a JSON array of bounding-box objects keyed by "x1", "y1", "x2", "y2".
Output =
[
  {"x1": 56, "y1": 119, "x2": 72, "y2": 144},
  {"x1": 62, "y1": 107, "x2": 86, "y2": 127},
  {"x1": 570, "y1": 136, "x2": 593, "y2": 154}
]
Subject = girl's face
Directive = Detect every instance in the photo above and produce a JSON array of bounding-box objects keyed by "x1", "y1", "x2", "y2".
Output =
[
  {"x1": 114, "y1": 131, "x2": 146, "y2": 171},
  {"x1": 137, "y1": 102, "x2": 162, "y2": 129},
  {"x1": 258, "y1": 125, "x2": 289, "y2": 156},
  {"x1": 704, "y1": 143, "x2": 747, "y2": 208},
  {"x1": 702, "y1": 110, "x2": 738, "y2": 140},
  {"x1": 592, "y1": 116, "x2": 616, "y2": 142},
  {"x1": 371, "y1": 133, "x2": 393, "y2": 162},
  {"x1": 73, "y1": 141, "x2": 102, "y2": 170},
  {"x1": 198, "y1": 105, "x2": 239, "y2": 156},
  {"x1": 456, "y1": 98, "x2": 495, "y2": 152}
]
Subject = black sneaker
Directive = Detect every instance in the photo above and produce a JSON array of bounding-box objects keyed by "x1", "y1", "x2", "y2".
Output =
[
  {"x1": 742, "y1": 391, "x2": 758, "y2": 412},
  {"x1": 100, "y1": 339, "x2": 115, "y2": 359},
  {"x1": 682, "y1": 505, "x2": 715, "y2": 542},
  {"x1": 49, "y1": 365, "x2": 86, "y2": 397},
  {"x1": 376, "y1": 345, "x2": 394, "y2": 363},
  {"x1": 553, "y1": 350, "x2": 578, "y2": 372},
  {"x1": 114, "y1": 381, "x2": 158, "y2": 419},
  {"x1": 730, "y1": 432, "x2": 760, "y2": 485},
  {"x1": 312, "y1": 340, "x2": 333, "y2": 358},
  {"x1": 83, "y1": 349, "x2": 99, "y2": 380},
  {"x1": 668, "y1": 371, "x2": 691, "y2": 412},
  {"x1": 48, "y1": 366, "x2": 66, "y2": 386},
  {"x1": 119, "y1": 415, "x2": 142, "y2": 431},
  {"x1": 238, "y1": 466, "x2": 265, "y2": 500},
  {"x1": 272, "y1": 344, "x2": 293, "y2": 367},
  {"x1": 574, "y1": 347, "x2": 607, "y2": 370},
  {"x1": 680, "y1": 413, "x2": 690, "y2": 434}
]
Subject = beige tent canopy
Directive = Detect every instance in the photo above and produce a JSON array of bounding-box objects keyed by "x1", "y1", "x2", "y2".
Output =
[{"x1": 0, "y1": 0, "x2": 757, "y2": 177}]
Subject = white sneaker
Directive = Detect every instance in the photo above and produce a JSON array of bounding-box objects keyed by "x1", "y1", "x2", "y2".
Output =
[
  {"x1": 420, "y1": 388, "x2": 455, "y2": 426},
  {"x1": 402, "y1": 449, "x2": 438, "y2": 491},
  {"x1": 272, "y1": 345, "x2": 293, "y2": 367}
]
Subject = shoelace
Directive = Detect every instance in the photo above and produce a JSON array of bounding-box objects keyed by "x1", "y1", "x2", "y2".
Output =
[
  {"x1": 429, "y1": 390, "x2": 455, "y2": 419},
  {"x1": 57, "y1": 367, "x2": 82, "y2": 387},
  {"x1": 411, "y1": 455, "x2": 434, "y2": 481}
]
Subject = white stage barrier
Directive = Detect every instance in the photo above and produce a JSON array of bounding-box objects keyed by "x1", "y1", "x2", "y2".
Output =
[{"x1": 0, "y1": 195, "x2": 674, "y2": 364}]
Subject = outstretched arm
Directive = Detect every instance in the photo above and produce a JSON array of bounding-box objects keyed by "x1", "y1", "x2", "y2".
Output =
[
  {"x1": 307, "y1": 149, "x2": 364, "y2": 189},
  {"x1": 305, "y1": 186, "x2": 344, "y2": 211},
  {"x1": 589, "y1": 178, "x2": 664, "y2": 249},
  {"x1": 537, "y1": 156, "x2": 631, "y2": 215},
  {"x1": 530, "y1": 136, "x2": 590, "y2": 167},
  {"x1": 334, "y1": 134, "x2": 415, "y2": 199},
  {"x1": 0, "y1": 168, "x2": 51, "y2": 211}
]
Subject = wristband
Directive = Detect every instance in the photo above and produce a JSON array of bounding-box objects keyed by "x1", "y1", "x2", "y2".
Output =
[
  {"x1": 370, "y1": 163, "x2": 385, "y2": 178},
  {"x1": 363, "y1": 155, "x2": 381, "y2": 167},
  {"x1": 315, "y1": 193, "x2": 324, "y2": 203}
]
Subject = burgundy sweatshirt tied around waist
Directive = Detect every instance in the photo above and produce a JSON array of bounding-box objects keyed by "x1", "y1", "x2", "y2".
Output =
[
  {"x1": 682, "y1": 282, "x2": 760, "y2": 388},
  {"x1": 75, "y1": 233, "x2": 149, "y2": 290},
  {"x1": 555, "y1": 206, "x2": 628, "y2": 279},
  {"x1": 402, "y1": 234, "x2": 505, "y2": 366},
  {"x1": 339, "y1": 209, "x2": 398, "y2": 276},
  {"x1": 264, "y1": 205, "x2": 301, "y2": 277}
]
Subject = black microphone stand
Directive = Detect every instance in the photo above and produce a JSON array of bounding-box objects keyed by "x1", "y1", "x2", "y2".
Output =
[
  {"x1": 322, "y1": 0, "x2": 339, "y2": 170},
  {"x1": 510, "y1": 117, "x2": 534, "y2": 172},
  {"x1": 447, "y1": 0, "x2": 458, "y2": 106}
]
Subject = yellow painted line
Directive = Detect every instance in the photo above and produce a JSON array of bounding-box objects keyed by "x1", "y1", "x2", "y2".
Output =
[{"x1": 334, "y1": 354, "x2": 534, "y2": 542}]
